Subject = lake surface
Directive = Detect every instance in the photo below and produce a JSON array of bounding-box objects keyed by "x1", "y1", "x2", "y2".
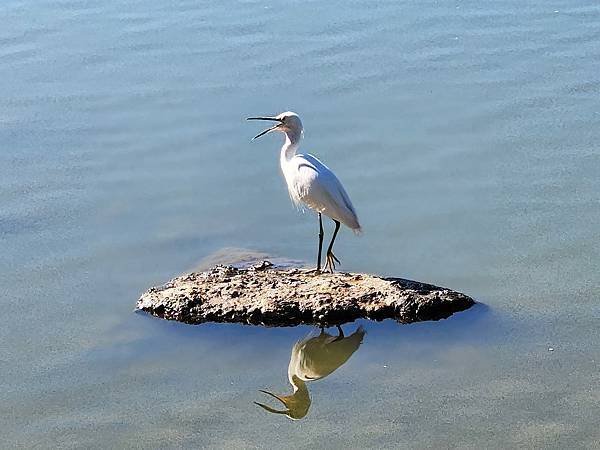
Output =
[{"x1": 2, "y1": 0, "x2": 600, "y2": 448}]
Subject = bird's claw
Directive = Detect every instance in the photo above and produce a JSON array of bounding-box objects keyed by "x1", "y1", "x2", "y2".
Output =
[{"x1": 325, "y1": 251, "x2": 340, "y2": 273}]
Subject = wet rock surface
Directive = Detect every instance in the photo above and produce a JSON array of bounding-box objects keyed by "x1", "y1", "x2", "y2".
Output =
[{"x1": 136, "y1": 261, "x2": 475, "y2": 327}]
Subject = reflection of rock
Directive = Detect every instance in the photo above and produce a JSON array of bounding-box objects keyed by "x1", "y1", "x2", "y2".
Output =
[
  {"x1": 137, "y1": 262, "x2": 475, "y2": 327},
  {"x1": 255, "y1": 325, "x2": 366, "y2": 419}
]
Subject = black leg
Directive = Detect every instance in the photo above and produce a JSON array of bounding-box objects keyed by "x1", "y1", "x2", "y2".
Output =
[
  {"x1": 325, "y1": 220, "x2": 341, "y2": 273},
  {"x1": 333, "y1": 324, "x2": 344, "y2": 341},
  {"x1": 316, "y1": 213, "x2": 324, "y2": 271}
]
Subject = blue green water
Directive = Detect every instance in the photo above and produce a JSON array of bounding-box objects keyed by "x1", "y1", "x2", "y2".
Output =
[{"x1": 2, "y1": 0, "x2": 599, "y2": 447}]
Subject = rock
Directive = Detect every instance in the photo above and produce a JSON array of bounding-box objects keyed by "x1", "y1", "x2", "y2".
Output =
[{"x1": 136, "y1": 261, "x2": 475, "y2": 327}]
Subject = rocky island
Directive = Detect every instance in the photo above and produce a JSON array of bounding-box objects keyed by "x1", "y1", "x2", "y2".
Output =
[{"x1": 136, "y1": 261, "x2": 475, "y2": 327}]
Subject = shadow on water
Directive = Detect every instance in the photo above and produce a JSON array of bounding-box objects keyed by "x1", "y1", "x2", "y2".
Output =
[{"x1": 254, "y1": 325, "x2": 366, "y2": 420}]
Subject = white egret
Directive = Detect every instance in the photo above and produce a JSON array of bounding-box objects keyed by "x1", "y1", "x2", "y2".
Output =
[
  {"x1": 247, "y1": 112, "x2": 361, "y2": 273},
  {"x1": 255, "y1": 325, "x2": 366, "y2": 419}
]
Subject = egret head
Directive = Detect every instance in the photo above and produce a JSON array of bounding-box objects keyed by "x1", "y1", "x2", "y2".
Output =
[
  {"x1": 247, "y1": 111, "x2": 303, "y2": 141},
  {"x1": 254, "y1": 376, "x2": 311, "y2": 420}
]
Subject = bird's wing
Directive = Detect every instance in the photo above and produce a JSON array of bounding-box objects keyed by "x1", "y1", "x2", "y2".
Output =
[{"x1": 293, "y1": 154, "x2": 361, "y2": 231}]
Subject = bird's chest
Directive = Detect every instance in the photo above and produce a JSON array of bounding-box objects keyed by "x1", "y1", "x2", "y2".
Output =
[{"x1": 282, "y1": 163, "x2": 317, "y2": 197}]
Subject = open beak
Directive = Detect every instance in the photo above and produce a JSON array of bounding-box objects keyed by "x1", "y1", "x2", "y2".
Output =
[
  {"x1": 247, "y1": 116, "x2": 283, "y2": 140},
  {"x1": 254, "y1": 390, "x2": 290, "y2": 415}
]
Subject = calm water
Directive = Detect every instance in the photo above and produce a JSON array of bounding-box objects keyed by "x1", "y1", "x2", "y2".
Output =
[{"x1": 2, "y1": 0, "x2": 600, "y2": 448}]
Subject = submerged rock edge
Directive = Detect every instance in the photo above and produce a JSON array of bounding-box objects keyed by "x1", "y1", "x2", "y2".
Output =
[{"x1": 136, "y1": 263, "x2": 475, "y2": 327}]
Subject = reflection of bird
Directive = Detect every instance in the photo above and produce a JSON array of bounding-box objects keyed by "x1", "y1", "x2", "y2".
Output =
[
  {"x1": 247, "y1": 112, "x2": 361, "y2": 273},
  {"x1": 255, "y1": 325, "x2": 365, "y2": 420}
]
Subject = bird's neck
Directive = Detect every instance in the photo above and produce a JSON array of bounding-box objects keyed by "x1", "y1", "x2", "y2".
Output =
[
  {"x1": 289, "y1": 375, "x2": 308, "y2": 395},
  {"x1": 280, "y1": 130, "x2": 302, "y2": 163}
]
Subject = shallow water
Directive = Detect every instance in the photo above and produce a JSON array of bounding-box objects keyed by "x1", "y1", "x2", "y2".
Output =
[{"x1": 2, "y1": 0, "x2": 600, "y2": 448}]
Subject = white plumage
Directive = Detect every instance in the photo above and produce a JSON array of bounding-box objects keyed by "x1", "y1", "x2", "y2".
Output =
[
  {"x1": 282, "y1": 152, "x2": 361, "y2": 231},
  {"x1": 248, "y1": 111, "x2": 361, "y2": 272}
]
